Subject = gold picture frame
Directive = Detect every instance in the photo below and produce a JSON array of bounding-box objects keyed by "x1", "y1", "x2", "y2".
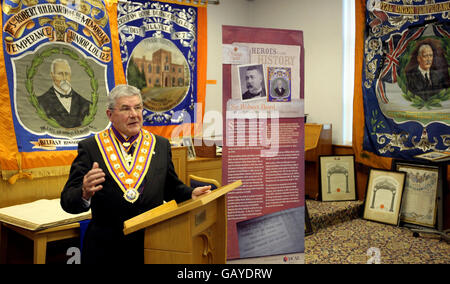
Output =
[
  {"x1": 394, "y1": 162, "x2": 439, "y2": 228},
  {"x1": 363, "y1": 169, "x2": 406, "y2": 226},
  {"x1": 319, "y1": 155, "x2": 356, "y2": 202}
]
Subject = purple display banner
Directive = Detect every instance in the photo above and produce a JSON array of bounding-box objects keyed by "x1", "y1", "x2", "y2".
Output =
[{"x1": 222, "y1": 26, "x2": 305, "y2": 260}]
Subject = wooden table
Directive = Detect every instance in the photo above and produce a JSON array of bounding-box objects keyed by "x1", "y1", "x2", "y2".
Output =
[{"x1": 0, "y1": 221, "x2": 81, "y2": 264}]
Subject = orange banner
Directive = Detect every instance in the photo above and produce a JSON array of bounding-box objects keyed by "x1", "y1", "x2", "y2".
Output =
[{"x1": 0, "y1": 1, "x2": 207, "y2": 181}]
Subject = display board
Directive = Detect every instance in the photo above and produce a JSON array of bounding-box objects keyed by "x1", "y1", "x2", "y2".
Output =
[{"x1": 222, "y1": 26, "x2": 305, "y2": 260}]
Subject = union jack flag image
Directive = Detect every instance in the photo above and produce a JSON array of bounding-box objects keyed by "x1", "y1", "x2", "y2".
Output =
[{"x1": 377, "y1": 26, "x2": 425, "y2": 104}]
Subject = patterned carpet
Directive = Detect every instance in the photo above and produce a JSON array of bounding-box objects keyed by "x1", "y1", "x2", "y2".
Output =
[
  {"x1": 306, "y1": 199, "x2": 363, "y2": 231},
  {"x1": 305, "y1": 200, "x2": 450, "y2": 264}
]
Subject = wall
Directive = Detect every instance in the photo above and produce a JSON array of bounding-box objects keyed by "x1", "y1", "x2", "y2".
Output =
[
  {"x1": 205, "y1": 0, "x2": 344, "y2": 144},
  {"x1": 203, "y1": 0, "x2": 251, "y2": 138}
]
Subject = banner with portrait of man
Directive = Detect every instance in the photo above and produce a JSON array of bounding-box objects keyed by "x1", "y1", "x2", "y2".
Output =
[
  {"x1": 116, "y1": 0, "x2": 207, "y2": 139},
  {"x1": 0, "y1": 0, "x2": 117, "y2": 180},
  {"x1": 356, "y1": 0, "x2": 450, "y2": 164}
]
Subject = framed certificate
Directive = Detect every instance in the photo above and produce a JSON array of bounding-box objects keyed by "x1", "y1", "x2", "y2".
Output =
[
  {"x1": 319, "y1": 155, "x2": 356, "y2": 202},
  {"x1": 394, "y1": 162, "x2": 439, "y2": 228},
  {"x1": 363, "y1": 169, "x2": 406, "y2": 226}
]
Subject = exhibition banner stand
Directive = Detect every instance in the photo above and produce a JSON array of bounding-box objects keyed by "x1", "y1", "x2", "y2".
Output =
[{"x1": 222, "y1": 26, "x2": 305, "y2": 262}]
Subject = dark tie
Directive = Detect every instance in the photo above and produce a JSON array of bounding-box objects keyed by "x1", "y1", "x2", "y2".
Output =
[
  {"x1": 57, "y1": 90, "x2": 72, "y2": 98},
  {"x1": 127, "y1": 143, "x2": 136, "y2": 155},
  {"x1": 425, "y1": 73, "x2": 431, "y2": 87}
]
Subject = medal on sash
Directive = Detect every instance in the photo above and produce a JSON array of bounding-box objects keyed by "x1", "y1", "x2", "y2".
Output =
[{"x1": 95, "y1": 128, "x2": 156, "y2": 203}]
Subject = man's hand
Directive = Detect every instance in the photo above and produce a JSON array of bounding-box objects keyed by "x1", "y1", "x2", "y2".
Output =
[
  {"x1": 191, "y1": 186, "x2": 212, "y2": 200},
  {"x1": 82, "y1": 162, "x2": 105, "y2": 200}
]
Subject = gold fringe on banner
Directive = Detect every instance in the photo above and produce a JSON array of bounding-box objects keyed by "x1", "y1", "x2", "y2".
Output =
[
  {"x1": 7, "y1": 153, "x2": 33, "y2": 185},
  {"x1": 2, "y1": 165, "x2": 71, "y2": 183}
]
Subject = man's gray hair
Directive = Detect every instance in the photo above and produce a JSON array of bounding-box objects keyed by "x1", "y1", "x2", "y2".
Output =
[
  {"x1": 107, "y1": 84, "x2": 143, "y2": 110},
  {"x1": 50, "y1": 58, "x2": 71, "y2": 74},
  {"x1": 418, "y1": 44, "x2": 433, "y2": 56}
]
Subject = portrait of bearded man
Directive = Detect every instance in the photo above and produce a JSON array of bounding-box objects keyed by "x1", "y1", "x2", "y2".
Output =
[{"x1": 37, "y1": 58, "x2": 92, "y2": 128}]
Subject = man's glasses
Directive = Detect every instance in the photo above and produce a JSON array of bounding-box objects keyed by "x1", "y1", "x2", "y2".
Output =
[{"x1": 111, "y1": 105, "x2": 144, "y2": 114}]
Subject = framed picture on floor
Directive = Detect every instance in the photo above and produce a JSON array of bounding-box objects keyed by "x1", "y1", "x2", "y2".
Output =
[
  {"x1": 393, "y1": 161, "x2": 439, "y2": 228},
  {"x1": 363, "y1": 169, "x2": 406, "y2": 226},
  {"x1": 319, "y1": 155, "x2": 356, "y2": 201}
]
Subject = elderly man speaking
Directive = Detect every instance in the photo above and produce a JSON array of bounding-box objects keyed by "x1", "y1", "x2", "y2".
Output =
[{"x1": 61, "y1": 84, "x2": 211, "y2": 264}]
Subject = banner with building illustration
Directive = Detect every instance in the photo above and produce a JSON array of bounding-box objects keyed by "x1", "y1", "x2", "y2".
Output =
[
  {"x1": 360, "y1": 0, "x2": 450, "y2": 161},
  {"x1": 0, "y1": 0, "x2": 116, "y2": 179},
  {"x1": 117, "y1": 0, "x2": 205, "y2": 134}
]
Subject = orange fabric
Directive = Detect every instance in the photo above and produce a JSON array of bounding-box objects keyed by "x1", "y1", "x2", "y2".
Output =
[
  {"x1": 0, "y1": 2, "x2": 19, "y2": 172},
  {"x1": 0, "y1": 2, "x2": 78, "y2": 173},
  {"x1": 107, "y1": 0, "x2": 127, "y2": 87},
  {"x1": 352, "y1": 0, "x2": 392, "y2": 170}
]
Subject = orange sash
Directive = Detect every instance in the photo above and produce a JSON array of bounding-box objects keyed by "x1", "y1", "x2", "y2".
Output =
[{"x1": 95, "y1": 128, "x2": 156, "y2": 203}]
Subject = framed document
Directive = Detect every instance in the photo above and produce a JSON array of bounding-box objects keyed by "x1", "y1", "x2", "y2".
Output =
[
  {"x1": 319, "y1": 155, "x2": 356, "y2": 201},
  {"x1": 393, "y1": 161, "x2": 439, "y2": 228},
  {"x1": 363, "y1": 169, "x2": 406, "y2": 226}
]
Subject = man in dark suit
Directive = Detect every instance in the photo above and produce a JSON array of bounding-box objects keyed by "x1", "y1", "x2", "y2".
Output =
[
  {"x1": 406, "y1": 43, "x2": 449, "y2": 101},
  {"x1": 242, "y1": 66, "x2": 265, "y2": 100},
  {"x1": 37, "y1": 58, "x2": 91, "y2": 128},
  {"x1": 273, "y1": 79, "x2": 286, "y2": 97},
  {"x1": 60, "y1": 84, "x2": 211, "y2": 264}
]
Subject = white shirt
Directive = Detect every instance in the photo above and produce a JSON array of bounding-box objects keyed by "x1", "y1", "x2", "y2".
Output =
[
  {"x1": 53, "y1": 85, "x2": 73, "y2": 113},
  {"x1": 418, "y1": 66, "x2": 431, "y2": 84}
]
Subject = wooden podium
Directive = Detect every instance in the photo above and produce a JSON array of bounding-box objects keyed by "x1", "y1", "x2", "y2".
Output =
[
  {"x1": 123, "y1": 180, "x2": 242, "y2": 264},
  {"x1": 305, "y1": 123, "x2": 332, "y2": 200}
]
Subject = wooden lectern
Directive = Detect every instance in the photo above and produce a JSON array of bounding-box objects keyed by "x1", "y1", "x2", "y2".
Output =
[
  {"x1": 123, "y1": 180, "x2": 242, "y2": 264},
  {"x1": 305, "y1": 123, "x2": 332, "y2": 200}
]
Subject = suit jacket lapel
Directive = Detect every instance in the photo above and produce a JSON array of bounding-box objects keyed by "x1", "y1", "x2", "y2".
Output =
[{"x1": 49, "y1": 87, "x2": 70, "y2": 115}]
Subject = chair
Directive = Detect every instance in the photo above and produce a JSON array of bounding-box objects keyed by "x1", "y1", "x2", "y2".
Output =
[{"x1": 188, "y1": 175, "x2": 221, "y2": 190}]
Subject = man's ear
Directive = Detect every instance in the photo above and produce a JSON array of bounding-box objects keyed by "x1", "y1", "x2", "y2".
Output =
[{"x1": 106, "y1": 109, "x2": 112, "y2": 120}]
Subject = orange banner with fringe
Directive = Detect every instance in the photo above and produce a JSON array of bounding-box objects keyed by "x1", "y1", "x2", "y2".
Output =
[{"x1": 0, "y1": 0, "x2": 207, "y2": 182}]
